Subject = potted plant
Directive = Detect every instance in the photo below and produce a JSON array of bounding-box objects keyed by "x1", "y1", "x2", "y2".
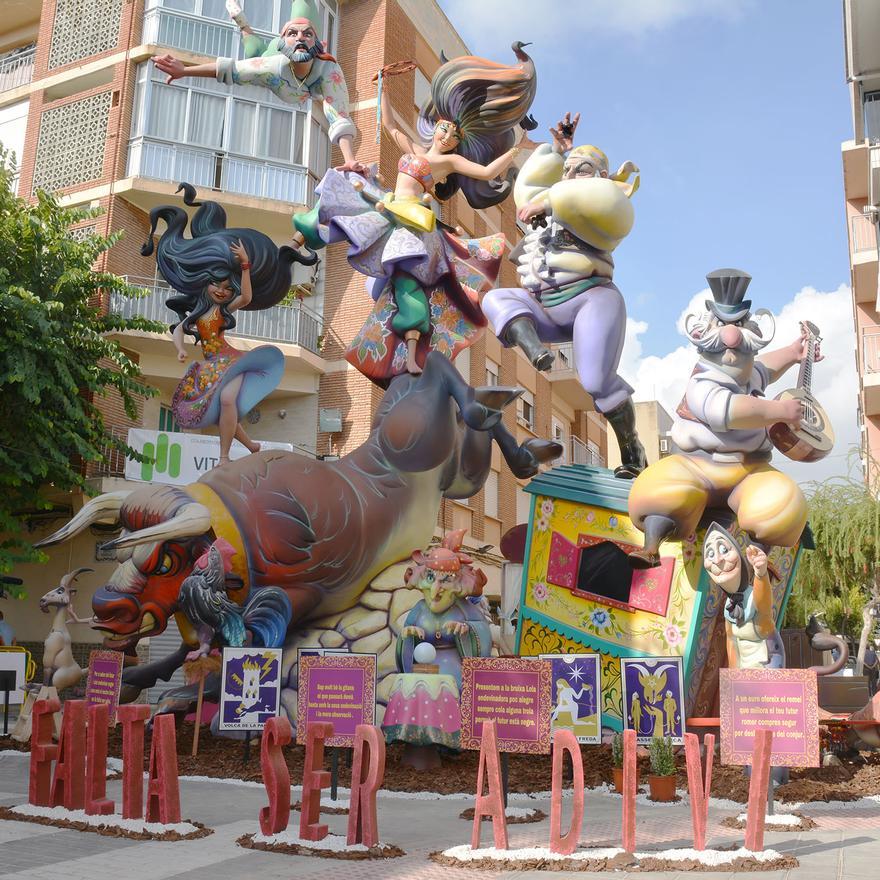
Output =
[
  {"x1": 647, "y1": 736, "x2": 677, "y2": 802},
  {"x1": 611, "y1": 731, "x2": 625, "y2": 793}
]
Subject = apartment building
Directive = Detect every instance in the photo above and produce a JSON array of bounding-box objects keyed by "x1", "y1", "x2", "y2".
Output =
[
  {"x1": 843, "y1": 0, "x2": 880, "y2": 479},
  {"x1": 0, "y1": 0, "x2": 606, "y2": 649}
]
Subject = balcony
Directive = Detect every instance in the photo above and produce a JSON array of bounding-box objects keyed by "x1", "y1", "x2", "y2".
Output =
[
  {"x1": 111, "y1": 277, "x2": 323, "y2": 353},
  {"x1": 142, "y1": 7, "x2": 243, "y2": 59},
  {"x1": 548, "y1": 342, "x2": 593, "y2": 408},
  {"x1": 0, "y1": 46, "x2": 35, "y2": 95},
  {"x1": 851, "y1": 213, "x2": 879, "y2": 304},
  {"x1": 863, "y1": 329, "x2": 880, "y2": 416},
  {"x1": 570, "y1": 435, "x2": 604, "y2": 468},
  {"x1": 126, "y1": 137, "x2": 313, "y2": 206}
]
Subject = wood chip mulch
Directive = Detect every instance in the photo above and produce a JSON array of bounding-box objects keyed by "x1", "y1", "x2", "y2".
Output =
[
  {"x1": 0, "y1": 806, "x2": 212, "y2": 841},
  {"x1": 237, "y1": 833, "x2": 405, "y2": 859}
]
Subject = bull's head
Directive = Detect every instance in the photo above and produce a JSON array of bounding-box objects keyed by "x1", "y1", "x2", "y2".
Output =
[{"x1": 36, "y1": 485, "x2": 213, "y2": 650}]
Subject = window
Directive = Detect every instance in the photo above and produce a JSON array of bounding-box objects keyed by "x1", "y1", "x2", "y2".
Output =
[
  {"x1": 865, "y1": 90, "x2": 880, "y2": 143},
  {"x1": 309, "y1": 117, "x2": 330, "y2": 179},
  {"x1": 257, "y1": 106, "x2": 293, "y2": 161},
  {"x1": 134, "y1": 63, "x2": 310, "y2": 168},
  {"x1": 517, "y1": 390, "x2": 534, "y2": 430},
  {"x1": 159, "y1": 405, "x2": 180, "y2": 433},
  {"x1": 244, "y1": 0, "x2": 275, "y2": 32},
  {"x1": 484, "y1": 470, "x2": 499, "y2": 519},
  {"x1": 485, "y1": 359, "x2": 499, "y2": 386},
  {"x1": 515, "y1": 487, "x2": 531, "y2": 524},
  {"x1": 188, "y1": 91, "x2": 225, "y2": 148}
]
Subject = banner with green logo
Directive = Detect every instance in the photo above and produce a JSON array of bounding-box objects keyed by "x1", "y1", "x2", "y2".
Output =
[{"x1": 124, "y1": 430, "x2": 294, "y2": 485}]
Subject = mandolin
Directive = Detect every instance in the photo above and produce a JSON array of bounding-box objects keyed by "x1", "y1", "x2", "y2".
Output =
[{"x1": 768, "y1": 321, "x2": 834, "y2": 462}]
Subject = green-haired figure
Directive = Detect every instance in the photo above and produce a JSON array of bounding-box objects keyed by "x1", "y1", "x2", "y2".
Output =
[{"x1": 153, "y1": 1, "x2": 367, "y2": 175}]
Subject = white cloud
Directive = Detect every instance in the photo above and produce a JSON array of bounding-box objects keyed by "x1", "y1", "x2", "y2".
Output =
[
  {"x1": 439, "y1": 0, "x2": 754, "y2": 45},
  {"x1": 619, "y1": 283, "x2": 860, "y2": 485}
]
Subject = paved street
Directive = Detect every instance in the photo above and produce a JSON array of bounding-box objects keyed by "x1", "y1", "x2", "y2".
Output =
[{"x1": 0, "y1": 751, "x2": 877, "y2": 879}]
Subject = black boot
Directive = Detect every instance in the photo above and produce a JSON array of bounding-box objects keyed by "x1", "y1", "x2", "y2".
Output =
[
  {"x1": 628, "y1": 515, "x2": 676, "y2": 569},
  {"x1": 503, "y1": 317, "x2": 555, "y2": 371},
  {"x1": 604, "y1": 398, "x2": 647, "y2": 479}
]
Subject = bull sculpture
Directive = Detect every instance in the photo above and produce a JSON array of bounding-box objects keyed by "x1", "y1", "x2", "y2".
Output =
[{"x1": 37, "y1": 354, "x2": 560, "y2": 697}]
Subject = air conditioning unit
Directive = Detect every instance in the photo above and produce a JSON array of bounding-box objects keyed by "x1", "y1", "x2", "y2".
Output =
[{"x1": 659, "y1": 437, "x2": 670, "y2": 454}]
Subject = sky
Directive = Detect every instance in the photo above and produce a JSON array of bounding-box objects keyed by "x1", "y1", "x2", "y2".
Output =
[{"x1": 437, "y1": 0, "x2": 859, "y2": 485}]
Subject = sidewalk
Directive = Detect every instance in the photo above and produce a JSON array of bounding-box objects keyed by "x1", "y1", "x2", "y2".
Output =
[{"x1": 0, "y1": 751, "x2": 877, "y2": 879}]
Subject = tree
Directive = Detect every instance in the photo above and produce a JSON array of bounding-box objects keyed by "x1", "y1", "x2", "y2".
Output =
[
  {"x1": 0, "y1": 151, "x2": 162, "y2": 582},
  {"x1": 787, "y1": 467, "x2": 880, "y2": 674}
]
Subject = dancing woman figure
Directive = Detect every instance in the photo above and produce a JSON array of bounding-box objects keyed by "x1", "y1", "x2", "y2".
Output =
[
  {"x1": 293, "y1": 44, "x2": 537, "y2": 382},
  {"x1": 143, "y1": 185, "x2": 317, "y2": 465}
]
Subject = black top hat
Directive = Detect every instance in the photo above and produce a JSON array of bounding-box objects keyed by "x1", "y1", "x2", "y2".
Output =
[{"x1": 705, "y1": 268, "x2": 752, "y2": 323}]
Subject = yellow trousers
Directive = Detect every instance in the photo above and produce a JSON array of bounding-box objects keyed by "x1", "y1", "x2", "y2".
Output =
[{"x1": 627, "y1": 454, "x2": 807, "y2": 547}]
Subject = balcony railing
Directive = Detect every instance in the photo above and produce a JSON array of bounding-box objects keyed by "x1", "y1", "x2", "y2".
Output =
[
  {"x1": 127, "y1": 137, "x2": 312, "y2": 205},
  {"x1": 571, "y1": 435, "x2": 604, "y2": 468},
  {"x1": 550, "y1": 342, "x2": 575, "y2": 372},
  {"x1": 111, "y1": 277, "x2": 323, "y2": 353},
  {"x1": 864, "y1": 330, "x2": 880, "y2": 374},
  {"x1": 142, "y1": 7, "x2": 240, "y2": 59},
  {"x1": 851, "y1": 213, "x2": 878, "y2": 255},
  {"x1": 88, "y1": 426, "x2": 130, "y2": 479},
  {"x1": 0, "y1": 46, "x2": 35, "y2": 93}
]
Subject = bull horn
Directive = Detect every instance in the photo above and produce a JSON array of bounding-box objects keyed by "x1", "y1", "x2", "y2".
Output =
[
  {"x1": 35, "y1": 491, "x2": 131, "y2": 547},
  {"x1": 60, "y1": 567, "x2": 94, "y2": 590},
  {"x1": 101, "y1": 502, "x2": 212, "y2": 550}
]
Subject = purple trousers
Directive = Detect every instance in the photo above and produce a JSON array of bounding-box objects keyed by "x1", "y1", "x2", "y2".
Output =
[{"x1": 482, "y1": 282, "x2": 633, "y2": 413}]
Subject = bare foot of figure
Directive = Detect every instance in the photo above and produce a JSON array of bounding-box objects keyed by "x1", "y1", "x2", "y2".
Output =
[{"x1": 234, "y1": 424, "x2": 261, "y2": 454}]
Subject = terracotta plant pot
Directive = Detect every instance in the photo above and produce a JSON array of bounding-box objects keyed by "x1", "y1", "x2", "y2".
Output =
[
  {"x1": 612, "y1": 766, "x2": 625, "y2": 793},
  {"x1": 648, "y1": 773, "x2": 676, "y2": 802}
]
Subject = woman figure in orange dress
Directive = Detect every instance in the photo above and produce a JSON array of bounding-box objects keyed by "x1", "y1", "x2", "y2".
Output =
[{"x1": 143, "y1": 185, "x2": 316, "y2": 465}]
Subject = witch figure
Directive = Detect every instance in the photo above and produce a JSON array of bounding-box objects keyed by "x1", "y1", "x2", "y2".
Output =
[
  {"x1": 142, "y1": 184, "x2": 318, "y2": 465},
  {"x1": 293, "y1": 44, "x2": 537, "y2": 383}
]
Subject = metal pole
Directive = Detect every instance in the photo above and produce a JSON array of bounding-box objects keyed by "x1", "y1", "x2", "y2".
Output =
[
  {"x1": 243, "y1": 729, "x2": 252, "y2": 764},
  {"x1": 330, "y1": 747, "x2": 339, "y2": 801},
  {"x1": 501, "y1": 752, "x2": 509, "y2": 809}
]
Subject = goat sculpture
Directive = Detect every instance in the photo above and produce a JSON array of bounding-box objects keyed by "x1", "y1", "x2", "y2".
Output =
[{"x1": 38, "y1": 567, "x2": 93, "y2": 691}]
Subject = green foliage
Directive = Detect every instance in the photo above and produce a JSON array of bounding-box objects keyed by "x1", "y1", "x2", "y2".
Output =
[
  {"x1": 648, "y1": 735, "x2": 676, "y2": 777},
  {"x1": 611, "y1": 731, "x2": 624, "y2": 768},
  {"x1": 0, "y1": 150, "x2": 162, "y2": 580},
  {"x1": 786, "y1": 471, "x2": 880, "y2": 642}
]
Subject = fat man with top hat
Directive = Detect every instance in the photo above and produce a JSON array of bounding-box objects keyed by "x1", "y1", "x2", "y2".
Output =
[{"x1": 626, "y1": 268, "x2": 819, "y2": 568}]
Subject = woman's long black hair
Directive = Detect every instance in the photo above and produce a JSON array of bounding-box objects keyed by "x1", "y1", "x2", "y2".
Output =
[{"x1": 141, "y1": 183, "x2": 317, "y2": 338}]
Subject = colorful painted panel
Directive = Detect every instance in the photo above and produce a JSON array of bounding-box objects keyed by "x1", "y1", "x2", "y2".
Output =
[
  {"x1": 547, "y1": 531, "x2": 577, "y2": 588},
  {"x1": 525, "y1": 496, "x2": 700, "y2": 658},
  {"x1": 219, "y1": 647, "x2": 283, "y2": 731},
  {"x1": 621, "y1": 656, "x2": 685, "y2": 745},
  {"x1": 541, "y1": 653, "x2": 601, "y2": 744},
  {"x1": 518, "y1": 618, "x2": 623, "y2": 728}
]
